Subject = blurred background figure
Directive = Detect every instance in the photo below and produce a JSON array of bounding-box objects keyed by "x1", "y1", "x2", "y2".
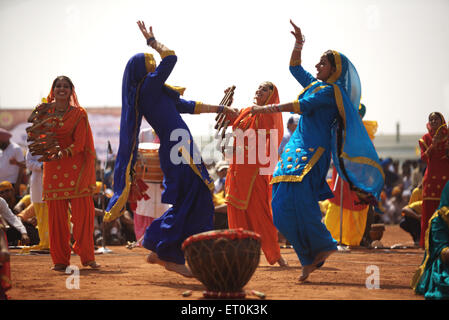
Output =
[
  {"x1": 278, "y1": 115, "x2": 299, "y2": 156},
  {"x1": 212, "y1": 160, "x2": 229, "y2": 230},
  {"x1": 0, "y1": 128, "x2": 25, "y2": 202}
]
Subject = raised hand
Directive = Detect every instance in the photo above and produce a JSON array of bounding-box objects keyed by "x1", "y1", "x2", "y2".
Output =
[
  {"x1": 137, "y1": 20, "x2": 155, "y2": 42},
  {"x1": 290, "y1": 19, "x2": 304, "y2": 43}
]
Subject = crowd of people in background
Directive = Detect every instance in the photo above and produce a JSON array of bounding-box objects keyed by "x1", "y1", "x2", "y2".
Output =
[
  {"x1": 1, "y1": 19, "x2": 448, "y2": 300},
  {"x1": 0, "y1": 122, "x2": 429, "y2": 250}
]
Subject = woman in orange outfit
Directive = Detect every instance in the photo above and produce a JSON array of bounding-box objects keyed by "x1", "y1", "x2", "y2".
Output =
[
  {"x1": 33, "y1": 76, "x2": 98, "y2": 271},
  {"x1": 224, "y1": 82, "x2": 287, "y2": 266}
]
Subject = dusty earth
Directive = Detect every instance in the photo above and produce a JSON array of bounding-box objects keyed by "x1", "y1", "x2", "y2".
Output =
[{"x1": 4, "y1": 225, "x2": 426, "y2": 303}]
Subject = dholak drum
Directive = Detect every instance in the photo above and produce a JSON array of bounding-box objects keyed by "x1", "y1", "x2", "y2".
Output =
[
  {"x1": 136, "y1": 142, "x2": 164, "y2": 182},
  {"x1": 182, "y1": 228, "x2": 261, "y2": 299}
]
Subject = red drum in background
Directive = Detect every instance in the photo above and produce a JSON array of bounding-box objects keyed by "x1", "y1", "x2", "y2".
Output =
[
  {"x1": 136, "y1": 142, "x2": 163, "y2": 182},
  {"x1": 182, "y1": 228, "x2": 261, "y2": 299}
]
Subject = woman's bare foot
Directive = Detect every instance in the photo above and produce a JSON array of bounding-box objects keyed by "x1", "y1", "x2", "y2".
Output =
[
  {"x1": 145, "y1": 251, "x2": 166, "y2": 267},
  {"x1": 298, "y1": 249, "x2": 336, "y2": 282},
  {"x1": 277, "y1": 256, "x2": 289, "y2": 267},
  {"x1": 146, "y1": 252, "x2": 193, "y2": 278},
  {"x1": 312, "y1": 249, "x2": 336, "y2": 267},
  {"x1": 299, "y1": 264, "x2": 316, "y2": 282},
  {"x1": 164, "y1": 262, "x2": 193, "y2": 278}
]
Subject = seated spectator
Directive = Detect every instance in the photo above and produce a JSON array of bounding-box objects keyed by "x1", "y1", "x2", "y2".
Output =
[
  {"x1": 383, "y1": 185, "x2": 408, "y2": 224},
  {"x1": 93, "y1": 182, "x2": 135, "y2": 246},
  {"x1": 399, "y1": 184, "x2": 423, "y2": 246},
  {"x1": 0, "y1": 182, "x2": 37, "y2": 246}
]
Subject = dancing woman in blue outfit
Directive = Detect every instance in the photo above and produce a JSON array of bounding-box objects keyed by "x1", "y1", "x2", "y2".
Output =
[
  {"x1": 105, "y1": 21, "x2": 238, "y2": 277},
  {"x1": 252, "y1": 20, "x2": 384, "y2": 281}
]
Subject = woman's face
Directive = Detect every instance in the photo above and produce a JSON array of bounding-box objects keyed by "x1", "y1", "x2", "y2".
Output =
[
  {"x1": 53, "y1": 79, "x2": 72, "y2": 101},
  {"x1": 253, "y1": 83, "x2": 272, "y2": 106},
  {"x1": 315, "y1": 55, "x2": 336, "y2": 81},
  {"x1": 429, "y1": 113, "x2": 443, "y2": 130}
]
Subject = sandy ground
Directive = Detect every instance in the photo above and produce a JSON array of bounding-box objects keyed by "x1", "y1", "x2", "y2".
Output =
[{"x1": 4, "y1": 224, "x2": 426, "y2": 304}]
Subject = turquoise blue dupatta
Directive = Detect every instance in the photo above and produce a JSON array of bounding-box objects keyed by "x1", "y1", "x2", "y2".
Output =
[{"x1": 328, "y1": 51, "x2": 384, "y2": 201}]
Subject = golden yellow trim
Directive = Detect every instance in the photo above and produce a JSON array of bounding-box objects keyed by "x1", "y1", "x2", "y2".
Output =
[
  {"x1": 292, "y1": 100, "x2": 300, "y2": 114},
  {"x1": 440, "y1": 206, "x2": 449, "y2": 227},
  {"x1": 270, "y1": 175, "x2": 303, "y2": 184},
  {"x1": 193, "y1": 101, "x2": 203, "y2": 114},
  {"x1": 312, "y1": 85, "x2": 328, "y2": 94},
  {"x1": 144, "y1": 53, "x2": 156, "y2": 73},
  {"x1": 332, "y1": 84, "x2": 346, "y2": 130},
  {"x1": 423, "y1": 197, "x2": 442, "y2": 201},
  {"x1": 411, "y1": 206, "x2": 449, "y2": 291},
  {"x1": 105, "y1": 77, "x2": 146, "y2": 221},
  {"x1": 418, "y1": 138, "x2": 428, "y2": 151},
  {"x1": 270, "y1": 147, "x2": 325, "y2": 184},
  {"x1": 341, "y1": 152, "x2": 385, "y2": 181},
  {"x1": 290, "y1": 59, "x2": 301, "y2": 67},
  {"x1": 179, "y1": 146, "x2": 215, "y2": 192},
  {"x1": 43, "y1": 191, "x2": 95, "y2": 201},
  {"x1": 326, "y1": 51, "x2": 342, "y2": 84},
  {"x1": 297, "y1": 146, "x2": 324, "y2": 181},
  {"x1": 164, "y1": 84, "x2": 186, "y2": 96},
  {"x1": 225, "y1": 169, "x2": 259, "y2": 210},
  {"x1": 160, "y1": 50, "x2": 175, "y2": 59},
  {"x1": 297, "y1": 81, "x2": 318, "y2": 100},
  {"x1": 104, "y1": 153, "x2": 134, "y2": 222}
]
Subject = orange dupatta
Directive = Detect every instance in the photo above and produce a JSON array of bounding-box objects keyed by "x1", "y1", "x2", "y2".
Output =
[{"x1": 225, "y1": 85, "x2": 283, "y2": 210}]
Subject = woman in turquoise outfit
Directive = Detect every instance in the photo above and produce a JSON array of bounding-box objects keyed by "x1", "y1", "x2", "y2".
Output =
[
  {"x1": 105, "y1": 21, "x2": 237, "y2": 277},
  {"x1": 252, "y1": 20, "x2": 384, "y2": 281},
  {"x1": 412, "y1": 180, "x2": 449, "y2": 299}
]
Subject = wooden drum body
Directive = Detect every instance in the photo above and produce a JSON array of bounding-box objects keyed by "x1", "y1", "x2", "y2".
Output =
[
  {"x1": 135, "y1": 142, "x2": 164, "y2": 182},
  {"x1": 182, "y1": 228, "x2": 261, "y2": 298}
]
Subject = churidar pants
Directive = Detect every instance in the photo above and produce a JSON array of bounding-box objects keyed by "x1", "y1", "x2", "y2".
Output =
[
  {"x1": 227, "y1": 176, "x2": 281, "y2": 265},
  {"x1": 47, "y1": 196, "x2": 95, "y2": 266}
]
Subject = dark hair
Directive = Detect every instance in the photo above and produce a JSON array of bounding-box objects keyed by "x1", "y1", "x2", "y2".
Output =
[
  {"x1": 287, "y1": 116, "x2": 298, "y2": 125},
  {"x1": 51, "y1": 75, "x2": 74, "y2": 90},
  {"x1": 323, "y1": 50, "x2": 336, "y2": 68},
  {"x1": 429, "y1": 112, "x2": 444, "y2": 123}
]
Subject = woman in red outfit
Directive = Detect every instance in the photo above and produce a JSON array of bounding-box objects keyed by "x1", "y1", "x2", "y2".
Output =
[
  {"x1": 418, "y1": 112, "x2": 449, "y2": 248},
  {"x1": 224, "y1": 82, "x2": 287, "y2": 267},
  {"x1": 35, "y1": 76, "x2": 99, "y2": 271}
]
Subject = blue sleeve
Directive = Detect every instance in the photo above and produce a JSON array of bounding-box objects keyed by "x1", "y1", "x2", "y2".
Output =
[
  {"x1": 289, "y1": 65, "x2": 316, "y2": 88},
  {"x1": 298, "y1": 86, "x2": 335, "y2": 115},
  {"x1": 143, "y1": 54, "x2": 177, "y2": 92},
  {"x1": 175, "y1": 98, "x2": 197, "y2": 114}
]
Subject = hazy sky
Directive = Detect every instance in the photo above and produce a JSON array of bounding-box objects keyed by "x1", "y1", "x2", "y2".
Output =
[{"x1": 1, "y1": 0, "x2": 449, "y2": 136}]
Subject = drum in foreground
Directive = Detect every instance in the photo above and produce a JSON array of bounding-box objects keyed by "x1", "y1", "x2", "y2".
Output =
[{"x1": 182, "y1": 228, "x2": 261, "y2": 299}]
